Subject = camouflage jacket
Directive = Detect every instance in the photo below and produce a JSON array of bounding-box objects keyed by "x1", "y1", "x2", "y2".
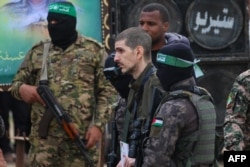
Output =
[
  {"x1": 143, "y1": 77, "x2": 200, "y2": 167},
  {"x1": 114, "y1": 97, "x2": 127, "y2": 141},
  {"x1": 11, "y1": 35, "x2": 116, "y2": 143},
  {"x1": 224, "y1": 69, "x2": 250, "y2": 151}
]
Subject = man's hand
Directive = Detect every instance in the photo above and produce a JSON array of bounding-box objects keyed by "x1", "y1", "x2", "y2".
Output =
[
  {"x1": 19, "y1": 84, "x2": 45, "y2": 105},
  {"x1": 116, "y1": 156, "x2": 135, "y2": 167},
  {"x1": 85, "y1": 126, "x2": 102, "y2": 149}
]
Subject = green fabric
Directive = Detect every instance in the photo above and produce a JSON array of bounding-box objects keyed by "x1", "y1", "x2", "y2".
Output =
[
  {"x1": 48, "y1": 2, "x2": 76, "y2": 18},
  {"x1": 122, "y1": 109, "x2": 131, "y2": 142},
  {"x1": 156, "y1": 53, "x2": 192, "y2": 68},
  {"x1": 156, "y1": 53, "x2": 204, "y2": 78}
]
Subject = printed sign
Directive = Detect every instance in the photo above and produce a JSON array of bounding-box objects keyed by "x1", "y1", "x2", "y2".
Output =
[{"x1": 186, "y1": 0, "x2": 243, "y2": 50}]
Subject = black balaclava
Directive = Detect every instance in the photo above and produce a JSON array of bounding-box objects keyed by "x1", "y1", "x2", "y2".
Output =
[
  {"x1": 47, "y1": 1, "x2": 77, "y2": 50},
  {"x1": 104, "y1": 53, "x2": 132, "y2": 99},
  {"x1": 156, "y1": 43, "x2": 195, "y2": 91}
]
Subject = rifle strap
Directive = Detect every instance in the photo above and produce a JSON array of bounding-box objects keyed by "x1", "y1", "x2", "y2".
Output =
[
  {"x1": 121, "y1": 104, "x2": 133, "y2": 142},
  {"x1": 38, "y1": 41, "x2": 53, "y2": 138},
  {"x1": 40, "y1": 40, "x2": 50, "y2": 81}
]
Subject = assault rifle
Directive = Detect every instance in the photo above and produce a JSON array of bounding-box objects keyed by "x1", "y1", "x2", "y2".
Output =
[
  {"x1": 135, "y1": 87, "x2": 163, "y2": 167},
  {"x1": 37, "y1": 84, "x2": 94, "y2": 167},
  {"x1": 107, "y1": 114, "x2": 118, "y2": 167}
]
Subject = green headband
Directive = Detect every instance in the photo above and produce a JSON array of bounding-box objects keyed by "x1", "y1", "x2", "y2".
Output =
[
  {"x1": 156, "y1": 53, "x2": 204, "y2": 78},
  {"x1": 48, "y1": 2, "x2": 76, "y2": 18}
]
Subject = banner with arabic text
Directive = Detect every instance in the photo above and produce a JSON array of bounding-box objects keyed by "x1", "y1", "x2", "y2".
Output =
[{"x1": 0, "y1": 0, "x2": 102, "y2": 85}]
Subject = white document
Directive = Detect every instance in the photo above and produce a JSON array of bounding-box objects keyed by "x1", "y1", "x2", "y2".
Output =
[{"x1": 120, "y1": 141, "x2": 129, "y2": 167}]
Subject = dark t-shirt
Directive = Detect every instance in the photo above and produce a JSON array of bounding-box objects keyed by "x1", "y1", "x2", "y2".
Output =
[{"x1": 151, "y1": 50, "x2": 159, "y2": 67}]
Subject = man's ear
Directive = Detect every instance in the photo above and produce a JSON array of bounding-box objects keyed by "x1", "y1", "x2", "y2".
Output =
[
  {"x1": 163, "y1": 22, "x2": 169, "y2": 32},
  {"x1": 136, "y1": 46, "x2": 144, "y2": 60}
]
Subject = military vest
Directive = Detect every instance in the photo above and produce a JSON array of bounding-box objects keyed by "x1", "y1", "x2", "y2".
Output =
[{"x1": 161, "y1": 86, "x2": 216, "y2": 167}]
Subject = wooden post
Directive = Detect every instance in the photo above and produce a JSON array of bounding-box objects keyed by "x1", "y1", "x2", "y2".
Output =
[{"x1": 11, "y1": 136, "x2": 29, "y2": 167}]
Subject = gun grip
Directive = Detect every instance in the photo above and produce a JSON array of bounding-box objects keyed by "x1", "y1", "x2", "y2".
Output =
[{"x1": 38, "y1": 109, "x2": 54, "y2": 138}]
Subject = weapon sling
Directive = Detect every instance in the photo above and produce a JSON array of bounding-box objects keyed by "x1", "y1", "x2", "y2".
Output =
[{"x1": 38, "y1": 41, "x2": 53, "y2": 137}]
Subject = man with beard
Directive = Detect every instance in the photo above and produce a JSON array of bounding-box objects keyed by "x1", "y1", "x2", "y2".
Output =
[
  {"x1": 113, "y1": 27, "x2": 163, "y2": 167},
  {"x1": 105, "y1": 3, "x2": 190, "y2": 166},
  {"x1": 116, "y1": 40, "x2": 216, "y2": 167}
]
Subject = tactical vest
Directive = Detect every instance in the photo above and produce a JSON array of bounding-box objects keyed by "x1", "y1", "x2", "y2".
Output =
[{"x1": 161, "y1": 86, "x2": 216, "y2": 167}]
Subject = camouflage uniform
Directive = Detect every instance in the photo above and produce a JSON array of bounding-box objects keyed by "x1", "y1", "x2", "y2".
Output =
[
  {"x1": 11, "y1": 35, "x2": 116, "y2": 167},
  {"x1": 114, "y1": 98, "x2": 127, "y2": 141},
  {"x1": 143, "y1": 77, "x2": 208, "y2": 167},
  {"x1": 224, "y1": 69, "x2": 250, "y2": 151},
  {"x1": 106, "y1": 96, "x2": 127, "y2": 164}
]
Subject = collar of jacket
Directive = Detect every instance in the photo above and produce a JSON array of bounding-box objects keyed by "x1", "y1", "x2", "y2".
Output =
[
  {"x1": 129, "y1": 63, "x2": 155, "y2": 91},
  {"x1": 170, "y1": 77, "x2": 196, "y2": 91}
]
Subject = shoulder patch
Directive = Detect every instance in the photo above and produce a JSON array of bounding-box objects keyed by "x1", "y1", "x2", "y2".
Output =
[{"x1": 152, "y1": 117, "x2": 163, "y2": 127}]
